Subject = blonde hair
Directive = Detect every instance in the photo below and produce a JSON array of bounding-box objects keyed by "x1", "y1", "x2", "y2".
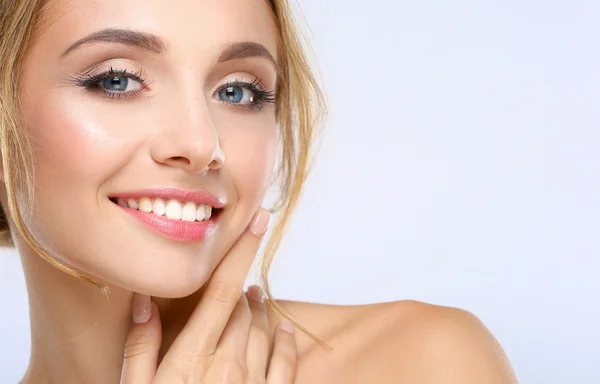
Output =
[{"x1": 0, "y1": 0, "x2": 328, "y2": 347}]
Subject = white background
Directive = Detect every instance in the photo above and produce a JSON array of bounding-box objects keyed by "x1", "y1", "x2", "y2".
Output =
[{"x1": 2, "y1": 0, "x2": 599, "y2": 382}]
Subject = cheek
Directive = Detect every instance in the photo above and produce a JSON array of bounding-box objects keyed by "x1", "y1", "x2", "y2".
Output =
[
  {"x1": 18, "y1": 92, "x2": 138, "y2": 257},
  {"x1": 25, "y1": 95, "x2": 140, "y2": 183}
]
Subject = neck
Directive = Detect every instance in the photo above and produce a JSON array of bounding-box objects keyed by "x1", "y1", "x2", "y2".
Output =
[
  {"x1": 17, "y1": 241, "x2": 219, "y2": 384},
  {"x1": 21, "y1": 248, "x2": 131, "y2": 383}
]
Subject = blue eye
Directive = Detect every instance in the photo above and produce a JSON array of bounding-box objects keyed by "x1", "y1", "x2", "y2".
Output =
[
  {"x1": 218, "y1": 85, "x2": 251, "y2": 104},
  {"x1": 214, "y1": 80, "x2": 276, "y2": 111},
  {"x1": 102, "y1": 76, "x2": 127, "y2": 92},
  {"x1": 74, "y1": 67, "x2": 147, "y2": 99}
]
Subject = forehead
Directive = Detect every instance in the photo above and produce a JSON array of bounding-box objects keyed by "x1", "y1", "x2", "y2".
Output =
[{"x1": 35, "y1": 0, "x2": 278, "y2": 59}]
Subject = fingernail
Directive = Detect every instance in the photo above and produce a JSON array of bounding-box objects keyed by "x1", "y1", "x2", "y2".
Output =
[
  {"x1": 249, "y1": 209, "x2": 271, "y2": 237},
  {"x1": 246, "y1": 285, "x2": 265, "y2": 304},
  {"x1": 278, "y1": 319, "x2": 295, "y2": 335},
  {"x1": 132, "y1": 294, "x2": 151, "y2": 324}
]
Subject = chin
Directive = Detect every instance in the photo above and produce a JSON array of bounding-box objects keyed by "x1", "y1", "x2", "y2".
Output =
[
  {"x1": 131, "y1": 274, "x2": 211, "y2": 299},
  {"x1": 93, "y1": 244, "x2": 222, "y2": 299}
]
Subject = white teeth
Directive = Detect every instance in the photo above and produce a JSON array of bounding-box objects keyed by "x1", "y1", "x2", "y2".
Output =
[
  {"x1": 117, "y1": 196, "x2": 215, "y2": 221},
  {"x1": 127, "y1": 198, "x2": 139, "y2": 210},
  {"x1": 182, "y1": 202, "x2": 197, "y2": 222},
  {"x1": 196, "y1": 204, "x2": 205, "y2": 221},
  {"x1": 139, "y1": 197, "x2": 153, "y2": 213},
  {"x1": 152, "y1": 198, "x2": 166, "y2": 216},
  {"x1": 165, "y1": 199, "x2": 183, "y2": 220}
]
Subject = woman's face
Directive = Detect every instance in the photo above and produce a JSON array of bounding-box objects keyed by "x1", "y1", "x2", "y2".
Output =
[{"x1": 15, "y1": 0, "x2": 279, "y2": 297}]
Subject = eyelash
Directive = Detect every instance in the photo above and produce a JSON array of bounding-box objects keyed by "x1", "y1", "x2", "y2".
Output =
[{"x1": 72, "y1": 67, "x2": 276, "y2": 110}]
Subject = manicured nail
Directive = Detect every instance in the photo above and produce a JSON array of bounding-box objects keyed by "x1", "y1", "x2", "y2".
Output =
[
  {"x1": 132, "y1": 294, "x2": 151, "y2": 324},
  {"x1": 278, "y1": 319, "x2": 295, "y2": 335},
  {"x1": 246, "y1": 285, "x2": 265, "y2": 304},
  {"x1": 249, "y1": 209, "x2": 271, "y2": 237}
]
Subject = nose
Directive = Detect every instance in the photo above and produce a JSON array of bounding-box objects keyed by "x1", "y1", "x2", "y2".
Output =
[{"x1": 150, "y1": 101, "x2": 225, "y2": 174}]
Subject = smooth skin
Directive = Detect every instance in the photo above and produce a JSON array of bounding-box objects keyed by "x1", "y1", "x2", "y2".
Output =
[
  {"x1": 115, "y1": 223, "x2": 520, "y2": 383},
  {"x1": 5, "y1": 0, "x2": 519, "y2": 383},
  {"x1": 267, "y1": 301, "x2": 519, "y2": 383},
  {"x1": 115, "y1": 210, "x2": 519, "y2": 383},
  {"x1": 120, "y1": 209, "x2": 298, "y2": 383}
]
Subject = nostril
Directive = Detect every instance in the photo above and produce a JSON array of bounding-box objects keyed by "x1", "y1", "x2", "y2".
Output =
[{"x1": 170, "y1": 156, "x2": 190, "y2": 164}]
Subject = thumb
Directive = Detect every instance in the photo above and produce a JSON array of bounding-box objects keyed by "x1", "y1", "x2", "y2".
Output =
[{"x1": 120, "y1": 294, "x2": 162, "y2": 384}]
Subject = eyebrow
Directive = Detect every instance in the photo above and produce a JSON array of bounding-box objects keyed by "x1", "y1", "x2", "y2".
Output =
[
  {"x1": 61, "y1": 28, "x2": 166, "y2": 57},
  {"x1": 60, "y1": 28, "x2": 277, "y2": 67},
  {"x1": 217, "y1": 41, "x2": 277, "y2": 67}
]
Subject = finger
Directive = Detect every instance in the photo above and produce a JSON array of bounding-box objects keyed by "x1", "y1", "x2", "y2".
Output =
[
  {"x1": 246, "y1": 286, "x2": 270, "y2": 380},
  {"x1": 120, "y1": 294, "x2": 162, "y2": 384},
  {"x1": 217, "y1": 291, "x2": 252, "y2": 363},
  {"x1": 168, "y1": 208, "x2": 271, "y2": 357},
  {"x1": 266, "y1": 321, "x2": 298, "y2": 384}
]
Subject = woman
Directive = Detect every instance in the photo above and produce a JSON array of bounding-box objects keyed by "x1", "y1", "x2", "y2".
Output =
[{"x1": 0, "y1": 0, "x2": 518, "y2": 382}]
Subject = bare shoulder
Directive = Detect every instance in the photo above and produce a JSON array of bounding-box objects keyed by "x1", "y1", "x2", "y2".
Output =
[
  {"x1": 271, "y1": 300, "x2": 519, "y2": 384},
  {"x1": 368, "y1": 300, "x2": 519, "y2": 383}
]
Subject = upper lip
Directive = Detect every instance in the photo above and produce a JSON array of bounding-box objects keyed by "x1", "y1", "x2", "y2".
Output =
[{"x1": 109, "y1": 187, "x2": 226, "y2": 208}]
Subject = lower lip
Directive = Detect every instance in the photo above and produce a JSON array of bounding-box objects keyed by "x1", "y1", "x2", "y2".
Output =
[{"x1": 114, "y1": 203, "x2": 217, "y2": 241}]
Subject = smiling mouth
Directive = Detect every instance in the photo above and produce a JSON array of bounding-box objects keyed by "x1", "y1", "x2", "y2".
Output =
[{"x1": 109, "y1": 197, "x2": 222, "y2": 222}]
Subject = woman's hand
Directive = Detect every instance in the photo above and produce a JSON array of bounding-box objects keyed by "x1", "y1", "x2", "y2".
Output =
[{"x1": 119, "y1": 209, "x2": 298, "y2": 383}]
